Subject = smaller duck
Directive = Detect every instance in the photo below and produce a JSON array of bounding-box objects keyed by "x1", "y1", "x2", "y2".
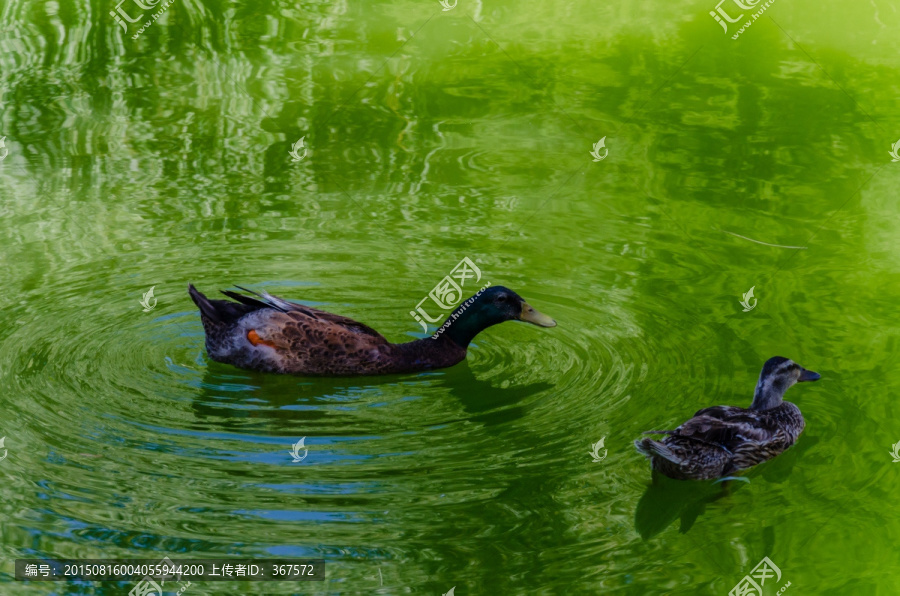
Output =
[
  {"x1": 635, "y1": 357, "x2": 820, "y2": 480},
  {"x1": 188, "y1": 284, "x2": 556, "y2": 377}
]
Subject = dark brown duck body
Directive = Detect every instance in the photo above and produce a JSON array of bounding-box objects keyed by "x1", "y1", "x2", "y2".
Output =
[
  {"x1": 635, "y1": 357, "x2": 819, "y2": 480},
  {"x1": 188, "y1": 284, "x2": 555, "y2": 377}
]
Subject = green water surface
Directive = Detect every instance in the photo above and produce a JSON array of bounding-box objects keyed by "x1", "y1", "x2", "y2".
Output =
[{"x1": 1, "y1": 0, "x2": 900, "y2": 594}]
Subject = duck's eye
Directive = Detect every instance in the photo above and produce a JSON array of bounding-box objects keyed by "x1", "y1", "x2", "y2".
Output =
[{"x1": 497, "y1": 295, "x2": 508, "y2": 303}]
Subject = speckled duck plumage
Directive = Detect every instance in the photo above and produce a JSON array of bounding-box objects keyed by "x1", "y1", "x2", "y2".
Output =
[
  {"x1": 635, "y1": 357, "x2": 820, "y2": 480},
  {"x1": 188, "y1": 284, "x2": 556, "y2": 377}
]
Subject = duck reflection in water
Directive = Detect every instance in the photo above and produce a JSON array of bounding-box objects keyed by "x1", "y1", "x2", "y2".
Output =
[{"x1": 634, "y1": 433, "x2": 819, "y2": 539}]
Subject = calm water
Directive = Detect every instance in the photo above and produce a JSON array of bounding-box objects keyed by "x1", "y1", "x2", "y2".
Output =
[{"x1": 1, "y1": 0, "x2": 899, "y2": 594}]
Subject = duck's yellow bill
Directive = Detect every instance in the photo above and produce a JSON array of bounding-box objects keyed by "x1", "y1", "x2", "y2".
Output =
[{"x1": 520, "y1": 302, "x2": 557, "y2": 327}]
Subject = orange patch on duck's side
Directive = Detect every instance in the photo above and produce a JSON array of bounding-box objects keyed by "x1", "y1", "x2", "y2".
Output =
[{"x1": 247, "y1": 329, "x2": 279, "y2": 349}]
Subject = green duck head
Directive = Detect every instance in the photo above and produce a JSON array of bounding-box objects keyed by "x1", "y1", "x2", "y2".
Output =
[
  {"x1": 750, "y1": 356, "x2": 820, "y2": 411},
  {"x1": 437, "y1": 285, "x2": 556, "y2": 347}
]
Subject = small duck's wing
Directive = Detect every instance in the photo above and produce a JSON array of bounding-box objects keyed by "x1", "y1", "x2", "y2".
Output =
[
  {"x1": 673, "y1": 407, "x2": 775, "y2": 453},
  {"x1": 689, "y1": 405, "x2": 746, "y2": 420},
  {"x1": 729, "y1": 428, "x2": 793, "y2": 470}
]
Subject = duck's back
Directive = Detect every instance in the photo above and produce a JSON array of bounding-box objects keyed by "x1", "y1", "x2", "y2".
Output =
[
  {"x1": 191, "y1": 285, "x2": 395, "y2": 375},
  {"x1": 247, "y1": 309, "x2": 393, "y2": 375},
  {"x1": 190, "y1": 285, "x2": 469, "y2": 376},
  {"x1": 684, "y1": 403, "x2": 802, "y2": 447},
  {"x1": 638, "y1": 402, "x2": 805, "y2": 480},
  {"x1": 669, "y1": 402, "x2": 804, "y2": 475}
]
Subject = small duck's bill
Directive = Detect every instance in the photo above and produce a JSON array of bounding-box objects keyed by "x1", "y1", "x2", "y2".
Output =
[
  {"x1": 799, "y1": 369, "x2": 821, "y2": 382},
  {"x1": 519, "y1": 303, "x2": 557, "y2": 328}
]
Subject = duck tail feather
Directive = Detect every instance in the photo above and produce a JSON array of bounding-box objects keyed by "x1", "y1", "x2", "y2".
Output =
[
  {"x1": 189, "y1": 284, "x2": 225, "y2": 323},
  {"x1": 234, "y1": 285, "x2": 292, "y2": 313},
  {"x1": 234, "y1": 284, "x2": 265, "y2": 298},
  {"x1": 634, "y1": 438, "x2": 654, "y2": 457},
  {"x1": 260, "y1": 290, "x2": 296, "y2": 312},
  {"x1": 221, "y1": 289, "x2": 278, "y2": 311},
  {"x1": 189, "y1": 284, "x2": 258, "y2": 324},
  {"x1": 634, "y1": 438, "x2": 684, "y2": 465}
]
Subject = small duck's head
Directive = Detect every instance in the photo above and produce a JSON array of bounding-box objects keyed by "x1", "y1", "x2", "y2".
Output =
[
  {"x1": 440, "y1": 285, "x2": 556, "y2": 347},
  {"x1": 750, "y1": 356, "x2": 820, "y2": 411}
]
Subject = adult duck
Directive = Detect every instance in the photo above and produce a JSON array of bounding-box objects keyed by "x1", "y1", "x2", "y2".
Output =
[
  {"x1": 634, "y1": 357, "x2": 820, "y2": 480},
  {"x1": 188, "y1": 284, "x2": 556, "y2": 376}
]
